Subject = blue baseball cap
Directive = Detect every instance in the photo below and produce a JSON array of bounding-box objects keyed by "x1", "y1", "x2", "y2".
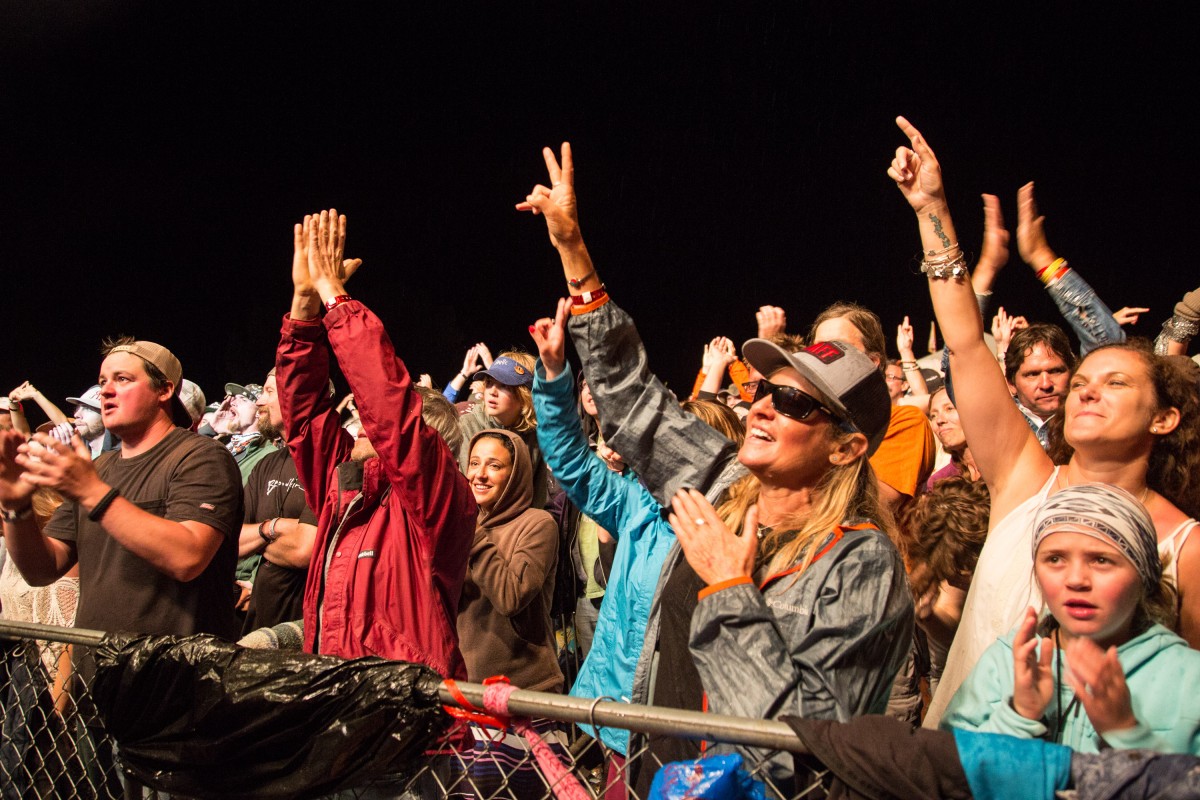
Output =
[{"x1": 474, "y1": 356, "x2": 533, "y2": 387}]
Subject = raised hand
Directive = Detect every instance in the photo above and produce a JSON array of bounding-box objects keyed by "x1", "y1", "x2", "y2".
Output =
[
  {"x1": 8, "y1": 382, "x2": 39, "y2": 403},
  {"x1": 0, "y1": 429, "x2": 36, "y2": 510},
  {"x1": 417, "y1": 374, "x2": 434, "y2": 389},
  {"x1": 702, "y1": 336, "x2": 737, "y2": 374},
  {"x1": 1063, "y1": 636, "x2": 1137, "y2": 735},
  {"x1": 991, "y1": 306, "x2": 1028, "y2": 358},
  {"x1": 1016, "y1": 182, "x2": 1058, "y2": 269},
  {"x1": 476, "y1": 343, "x2": 494, "y2": 369},
  {"x1": 1113, "y1": 307, "x2": 1150, "y2": 327},
  {"x1": 756, "y1": 306, "x2": 787, "y2": 338},
  {"x1": 460, "y1": 345, "x2": 482, "y2": 379},
  {"x1": 888, "y1": 116, "x2": 948, "y2": 215},
  {"x1": 896, "y1": 316, "x2": 917, "y2": 360},
  {"x1": 16, "y1": 433, "x2": 107, "y2": 504},
  {"x1": 529, "y1": 297, "x2": 570, "y2": 380},
  {"x1": 516, "y1": 143, "x2": 581, "y2": 250},
  {"x1": 670, "y1": 488, "x2": 757, "y2": 586},
  {"x1": 978, "y1": 194, "x2": 1011, "y2": 273},
  {"x1": 292, "y1": 215, "x2": 317, "y2": 300},
  {"x1": 1011, "y1": 606, "x2": 1055, "y2": 721},
  {"x1": 306, "y1": 209, "x2": 363, "y2": 303}
]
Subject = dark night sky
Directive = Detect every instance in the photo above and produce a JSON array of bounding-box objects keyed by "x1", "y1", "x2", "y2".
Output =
[{"x1": 2, "y1": 3, "x2": 1197, "y2": 416}]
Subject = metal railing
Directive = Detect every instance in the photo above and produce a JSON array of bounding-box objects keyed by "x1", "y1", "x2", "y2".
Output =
[{"x1": 0, "y1": 620, "x2": 824, "y2": 799}]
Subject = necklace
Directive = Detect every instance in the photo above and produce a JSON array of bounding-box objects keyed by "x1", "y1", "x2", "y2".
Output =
[{"x1": 1057, "y1": 469, "x2": 1151, "y2": 505}]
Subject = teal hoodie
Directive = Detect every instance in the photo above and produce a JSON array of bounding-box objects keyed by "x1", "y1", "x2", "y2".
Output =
[{"x1": 942, "y1": 622, "x2": 1200, "y2": 754}]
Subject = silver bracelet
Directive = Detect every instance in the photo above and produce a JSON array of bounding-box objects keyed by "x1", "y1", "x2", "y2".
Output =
[
  {"x1": 1160, "y1": 315, "x2": 1199, "y2": 343},
  {"x1": 920, "y1": 255, "x2": 969, "y2": 280}
]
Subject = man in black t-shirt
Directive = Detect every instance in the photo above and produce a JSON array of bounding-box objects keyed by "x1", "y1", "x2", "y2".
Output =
[
  {"x1": 0, "y1": 338, "x2": 242, "y2": 640},
  {"x1": 238, "y1": 368, "x2": 319, "y2": 633}
]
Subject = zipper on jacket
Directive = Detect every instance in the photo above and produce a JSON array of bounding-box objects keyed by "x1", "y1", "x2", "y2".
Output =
[{"x1": 312, "y1": 491, "x2": 364, "y2": 645}]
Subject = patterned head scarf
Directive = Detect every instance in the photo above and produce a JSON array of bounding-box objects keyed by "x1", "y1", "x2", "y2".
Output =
[{"x1": 1032, "y1": 483, "x2": 1161, "y2": 594}]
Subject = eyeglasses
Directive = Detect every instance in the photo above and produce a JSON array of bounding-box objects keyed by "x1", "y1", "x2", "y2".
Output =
[{"x1": 753, "y1": 379, "x2": 842, "y2": 423}]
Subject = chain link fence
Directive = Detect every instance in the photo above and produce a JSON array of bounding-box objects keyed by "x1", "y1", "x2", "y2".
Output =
[{"x1": 1, "y1": 620, "x2": 826, "y2": 799}]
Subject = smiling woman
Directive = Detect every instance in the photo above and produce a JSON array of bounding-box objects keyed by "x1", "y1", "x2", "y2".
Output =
[
  {"x1": 887, "y1": 118, "x2": 1200, "y2": 727},
  {"x1": 517, "y1": 142, "x2": 913, "y2": 789},
  {"x1": 454, "y1": 428, "x2": 565, "y2": 796},
  {"x1": 458, "y1": 429, "x2": 561, "y2": 692},
  {"x1": 457, "y1": 352, "x2": 549, "y2": 509}
]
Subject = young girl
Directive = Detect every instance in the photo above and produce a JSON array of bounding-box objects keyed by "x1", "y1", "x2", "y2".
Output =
[{"x1": 943, "y1": 484, "x2": 1200, "y2": 754}]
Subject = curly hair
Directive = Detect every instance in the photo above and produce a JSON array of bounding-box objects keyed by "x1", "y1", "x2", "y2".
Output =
[
  {"x1": 899, "y1": 476, "x2": 991, "y2": 600},
  {"x1": 1050, "y1": 342, "x2": 1200, "y2": 519}
]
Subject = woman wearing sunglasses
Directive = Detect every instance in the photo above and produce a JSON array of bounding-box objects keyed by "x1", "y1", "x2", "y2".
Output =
[{"x1": 518, "y1": 143, "x2": 913, "y2": 789}]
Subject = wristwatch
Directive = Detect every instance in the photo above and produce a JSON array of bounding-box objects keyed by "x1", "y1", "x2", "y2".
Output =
[{"x1": 1, "y1": 503, "x2": 33, "y2": 523}]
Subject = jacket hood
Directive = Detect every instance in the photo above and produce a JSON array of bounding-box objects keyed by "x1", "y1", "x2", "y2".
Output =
[{"x1": 469, "y1": 428, "x2": 533, "y2": 528}]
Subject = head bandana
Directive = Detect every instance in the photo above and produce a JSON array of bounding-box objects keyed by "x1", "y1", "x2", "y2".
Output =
[{"x1": 1032, "y1": 483, "x2": 1161, "y2": 595}]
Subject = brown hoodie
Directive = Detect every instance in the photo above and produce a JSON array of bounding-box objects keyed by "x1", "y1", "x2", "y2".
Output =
[{"x1": 457, "y1": 429, "x2": 564, "y2": 692}]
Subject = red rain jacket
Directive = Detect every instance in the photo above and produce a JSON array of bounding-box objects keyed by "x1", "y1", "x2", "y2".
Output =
[{"x1": 277, "y1": 301, "x2": 476, "y2": 678}]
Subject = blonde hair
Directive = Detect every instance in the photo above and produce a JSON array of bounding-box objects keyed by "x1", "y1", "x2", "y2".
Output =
[
  {"x1": 499, "y1": 350, "x2": 538, "y2": 434},
  {"x1": 717, "y1": 427, "x2": 895, "y2": 578},
  {"x1": 680, "y1": 399, "x2": 745, "y2": 447},
  {"x1": 32, "y1": 488, "x2": 65, "y2": 526}
]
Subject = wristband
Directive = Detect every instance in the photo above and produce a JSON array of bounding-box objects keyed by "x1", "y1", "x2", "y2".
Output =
[
  {"x1": 1, "y1": 503, "x2": 34, "y2": 523},
  {"x1": 259, "y1": 517, "x2": 281, "y2": 545},
  {"x1": 569, "y1": 286, "x2": 607, "y2": 305},
  {"x1": 323, "y1": 294, "x2": 353, "y2": 313},
  {"x1": 1036, "y1": 257, "x2": 1069, "y2": 285},
  {"x1": 87, "y1": 487, "x2": 121, "y2": 522}
]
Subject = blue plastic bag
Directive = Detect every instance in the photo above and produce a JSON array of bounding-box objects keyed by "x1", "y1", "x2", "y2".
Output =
[{"x1": 648, "y1": 753, "x2": 767, "y2": 799}]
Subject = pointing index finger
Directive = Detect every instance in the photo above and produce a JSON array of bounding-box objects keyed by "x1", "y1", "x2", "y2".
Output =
[{"x1": 895, "y1": 115, "x2": 936, "y2": 162}]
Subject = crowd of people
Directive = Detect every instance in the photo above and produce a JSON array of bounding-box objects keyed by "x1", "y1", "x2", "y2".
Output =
[{"x1": 2, "y1": 117, "x2": 1200, "y2": 794}]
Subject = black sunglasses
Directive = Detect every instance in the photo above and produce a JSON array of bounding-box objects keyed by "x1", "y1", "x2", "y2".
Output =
[{"x1": 753, "y1": 379, "x2": 842, "y2": 423}]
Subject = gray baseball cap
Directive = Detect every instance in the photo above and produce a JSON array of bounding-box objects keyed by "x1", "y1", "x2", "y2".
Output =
[{"x1": 740, "y1": 338, "x2": 891, "y2": 456}]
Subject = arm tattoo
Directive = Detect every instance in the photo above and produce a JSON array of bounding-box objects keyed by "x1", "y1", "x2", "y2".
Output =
[{"x1": 928, "y1": 213, "x2": 952, "y2": 249}]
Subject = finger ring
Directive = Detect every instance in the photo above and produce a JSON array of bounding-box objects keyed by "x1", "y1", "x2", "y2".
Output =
[{"x1": 694, "y1": 518, "x2": 706, "y2": 526}]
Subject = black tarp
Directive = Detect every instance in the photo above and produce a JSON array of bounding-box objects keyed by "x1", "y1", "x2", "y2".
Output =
[
  {"x1": 782, "y1": 714, "x2": 973, "y2": 800},
  {"x1": 92, "y1": 633, "x2": 452, "y2": 799}
]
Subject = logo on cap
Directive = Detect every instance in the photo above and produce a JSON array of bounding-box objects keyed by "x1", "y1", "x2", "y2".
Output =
[{"x1": 805, "y1": 342, "x2": 845, "y2": 364}]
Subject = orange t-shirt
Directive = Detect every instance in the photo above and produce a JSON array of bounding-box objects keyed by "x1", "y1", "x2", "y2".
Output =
[{"x1": 869, "y1": 404, "x2": 936, "y2": 498}]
